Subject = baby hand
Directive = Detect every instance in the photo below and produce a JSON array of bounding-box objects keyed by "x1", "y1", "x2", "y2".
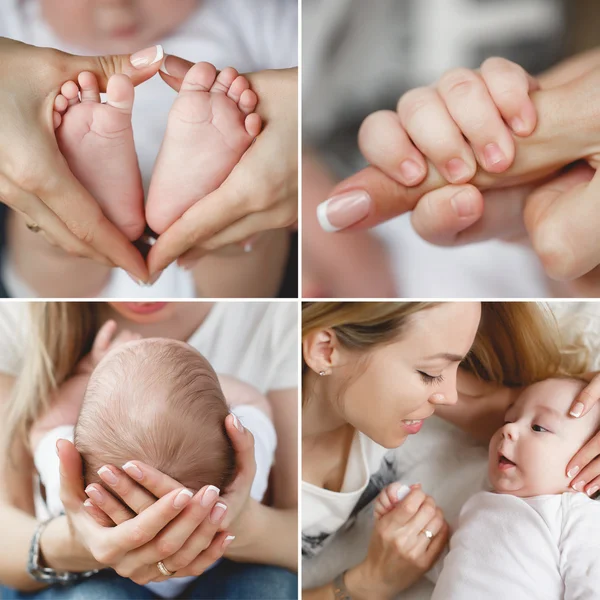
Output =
[
  {"x1": 374, "y1": 482, "x2": 418, "y2": 520},
  {"x1": 358, "y1": 57, "x2": 539, "y2": 186},
  {"x1": 80, "y1": 319, "x2": 142, "y2": 372}
]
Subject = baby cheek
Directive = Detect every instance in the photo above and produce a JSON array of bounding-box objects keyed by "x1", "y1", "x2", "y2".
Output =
[{"x1": 142, "y1": 0, "x2": 199, "y2": 31}]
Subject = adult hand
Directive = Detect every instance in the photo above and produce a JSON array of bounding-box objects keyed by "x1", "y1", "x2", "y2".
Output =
[
  {"x1": 344, "y1": 486, "x2": 449, "y2": 600},
  {"x1": 57, "y1": 438, "x2": 229, "y2": 585},
  {"x1": 146, "y1": 55, "x2": 298, "y2": 275},
  {"x1": 326, "y1": 67, "x2": 600, "y2": 282},
  {"x1": 0, "y1": 38, "x2": 163, "y2": 282},
  {"x1": 79, "y1": 413, "x2": 256, "y2": 581},
  {"x1": 566, "y1": 373, "x2": 600, "y2": 496}
]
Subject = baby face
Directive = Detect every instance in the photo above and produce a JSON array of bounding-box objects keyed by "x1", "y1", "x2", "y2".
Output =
[
  {"x1": 39, "y1": 0, "x2": 199, "y2": 54},
  {"x1": 488, "y1": 378, "x2": 599, "y2": 497}
]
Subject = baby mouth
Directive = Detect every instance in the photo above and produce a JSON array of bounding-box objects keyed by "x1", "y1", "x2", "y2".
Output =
[{"x1": 498, "y1": 453, "x2": 517, "y2": 468}]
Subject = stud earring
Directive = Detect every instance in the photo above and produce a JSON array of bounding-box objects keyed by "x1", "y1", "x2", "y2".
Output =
[{"x1": 319, "y1": 371, "x2": 326, "y2": 376}]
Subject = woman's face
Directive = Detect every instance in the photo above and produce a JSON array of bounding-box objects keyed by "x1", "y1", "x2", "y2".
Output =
[
  {"x1": 337, "y1": 302, "x2": 481, "y2": 448},
  {"x1": 39, "y1": 0, "x2": 199, "y2": 54},
  {"x1": 108, "y1": 302, "x2": 176, "y2": 324}
]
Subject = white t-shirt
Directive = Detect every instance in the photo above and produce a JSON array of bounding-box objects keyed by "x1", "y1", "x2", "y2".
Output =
[
  {"x1": 0, "y1": 301, "x2": 298, "y2": 394},
  {"x1": 432, "y1": 491, "x2": 600, "y2": 600},
  {"x1": 0, "y1": 0, "x2": 298, "y2": 298},
  {"x1": 302, "y1": 432, "x2": 391, "y2": 561}
]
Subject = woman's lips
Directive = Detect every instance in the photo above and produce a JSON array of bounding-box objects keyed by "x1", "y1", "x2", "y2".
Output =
[
  {"x1": 122, "y1": 302, "x2": 168, "y2": 315},
  {"x1": 402, "y1": 419, "x2": 424, "y2": 434}
]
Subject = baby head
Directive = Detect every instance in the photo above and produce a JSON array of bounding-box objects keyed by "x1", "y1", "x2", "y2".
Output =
[
  {"x1": 488, "y1": 377, "x2": 600, "y2": 497},
  {"x1": 74, "y1": 338, "x2": 235, "y2": 493},
  {"x1": 38, "y1": 0, "x2": 200, "y2": 54}
]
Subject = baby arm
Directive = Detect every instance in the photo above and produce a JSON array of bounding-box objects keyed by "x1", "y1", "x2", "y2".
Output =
[{"x1": 561, "y1": 495, "x2": 600, "y2": 599}]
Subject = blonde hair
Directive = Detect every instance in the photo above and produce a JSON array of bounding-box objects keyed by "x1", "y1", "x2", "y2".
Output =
[
  {"x1": 4, "y1": 302, "x2": 105, "y2": 461},
  {"x1": 302, "y1": 301, "x2": 590, "y2": 387}
]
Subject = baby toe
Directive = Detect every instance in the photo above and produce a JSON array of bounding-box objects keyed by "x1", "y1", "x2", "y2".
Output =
[
  {"x1": 106, "y1": 74, "x2": 134, "y2": 113},
  {"x1": 240, "y1": 89, "x2": 259, "y2": 115},
  {"x1": 52, "y1": 111, "x2": 62, "y2": 130},
  {"x1": 212, "y1": 67, "x2": 239, "y2": 93},
  {"x1": 61, "y1": 80, "x2": 80, "y2": 105},
  {"x1": 78, "y1": 71, "x2": 101, "y2": 103},
  {"x1": 180, "y1": 61, "x2": 218, "y2": 93},
  {"x1": 54, "y1": 94, "x2": 69, "y2": 114},
  {"x1": 244, "y1": 112, "x2": 262, "y2": 138},
  {"x1": 227, "y1": 75, "x2": 250, "y2": 103}
]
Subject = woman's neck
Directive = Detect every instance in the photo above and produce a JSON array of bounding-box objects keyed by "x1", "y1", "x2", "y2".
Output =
[
  {"x1": 302, "y1": 369, "x2": 351, "y2": 439},
  {"x1": 104, "y1": 302, "x2": 214, "y2": 340}
]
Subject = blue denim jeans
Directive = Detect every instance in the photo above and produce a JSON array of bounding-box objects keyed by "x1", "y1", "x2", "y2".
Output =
[{"x1": 0, "y1": 560, "x2": 298, "y2": 599}]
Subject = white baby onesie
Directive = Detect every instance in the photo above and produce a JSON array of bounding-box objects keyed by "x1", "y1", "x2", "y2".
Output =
[{"x1": 432, "y1": 490, "x2": 600, "y2": 600}]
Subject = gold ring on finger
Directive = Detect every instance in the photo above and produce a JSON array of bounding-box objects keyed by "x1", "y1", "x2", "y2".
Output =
[
  {"x1": 157, "y1": 560, "x2": 174, "y2": 577},
  {"x1": 422, "y1": 529, "x2": 434, "y2": 540},
  {"x1": 26, "y1": 222, "x2": 41, "y2": 233}
]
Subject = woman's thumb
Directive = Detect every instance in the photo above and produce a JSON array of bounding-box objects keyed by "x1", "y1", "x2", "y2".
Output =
[{"x1": 60, "y1": 44, "x2": 164, "y2": 91}]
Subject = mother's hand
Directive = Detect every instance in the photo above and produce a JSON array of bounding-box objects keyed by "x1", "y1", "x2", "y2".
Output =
[
  {"x1": 0, "y1": 38, "x2": 161, "y2": 282},
  {"x1": 78, "y1": 413, "x2": 255, "y2": 582},
  {"x1": 566, "y1": 373, "x2": 600, "y2": 495},
  {"x1": 57, "y1": 438, "x2": 227, "y2": 585},
  {"x1": 146, "y1": 55, "x2": 298, "y2": 276}
]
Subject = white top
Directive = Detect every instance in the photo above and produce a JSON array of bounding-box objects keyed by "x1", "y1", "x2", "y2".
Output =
[
  {"x1": 0, "y1": 0, "x2": 298, "y2": 298},
  {"x1": 0, "y1": 301, "x2": 298, "y2": 394},
  {"x1": 302, "y1": 431, "x2": 391, "y2": 559},
  {"x1": 432, "y1": 491, "x2": 600, "y2": 600}
]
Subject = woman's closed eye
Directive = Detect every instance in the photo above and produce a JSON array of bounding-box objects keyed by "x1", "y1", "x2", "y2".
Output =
[{"x1": 417, "y1": 371, "x2": 444, "y2": 385}]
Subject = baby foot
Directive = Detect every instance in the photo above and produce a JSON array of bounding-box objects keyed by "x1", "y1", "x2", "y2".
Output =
[
  {"x1": 374, "y1": 482, "x2": 417, "y2": 520},
  {"x1": 146, "y1": 62, "x2": 262, "y2": 234},
  {"x1": 53, "y1": 72, "x2": 145, "y2": 241}
]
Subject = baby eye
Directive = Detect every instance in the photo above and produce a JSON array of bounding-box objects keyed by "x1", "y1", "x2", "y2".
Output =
[
  {"x1": 532, "y1": 424, "x2": 550, "y2": 433},
  {"x1": 417, "y1": 371, "x2": 444, "y2": 385}
]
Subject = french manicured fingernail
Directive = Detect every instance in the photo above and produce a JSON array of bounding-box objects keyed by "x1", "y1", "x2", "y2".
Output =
[
  {"x1": 396, "y1": 485, "x2": 410, "y2": 501},
  {"x1": 122, "y1": 462, "x2": 143, "y2": 480},
  {"x1": 130, "y1": 44, "x2": 164, "y2": 68},
  {"x1": 317, "y1": 190, "x2": 371, "y2": 232},
  {"x1": 572, "y1": 480, "x2": 585, "y2": 492},
  {"x1": 210, "y1": 502, "x2": 228, "y2": 523},
  {"x1": 399, "y1": 159, "x2": 424, "y2": 184},
  {"x1": 56, "y1": 438, "x2": 64, "y2": 456},
  {"x1": 201, "y1": 485, "x2": 220, "y2": 507},
  {"x1": 450, "y1": 189, "x2": 478, "y2": 218},
  {"x1": 231, "y1": 413, "x2": 244, "y2": 432},
  {"x1": 483, "y1": 143, "x2": 506, "y2": 169},
  {"x1": 223, "y1": 535, "x2": 236, "y2": 548},
  {"x1": 126, "y1": 272, "x2": 149, "y2": 287},
  {"x1": 159, "y1": 54, "x2": 191, "y2": 79},
  {"x1": 148, "y1": 270, "x2": 163, "y2": 286},
  {"x1": 588, "y1": 486, "x2": 599, "y2": 497},
  {"x1": 85, "y1": 485, "x2": 105, "y2": 505},
  {"x1": 97, "y1": 466, "x2": 118, "y2": 485},
  {"x1": 159, "y1": 56, "x2": 171, "y2": 76},
  {"x1": 567, "y1": 465, "x2": 580, "y2": 478},
  {"x1": 83, "y1": 499, "x2": 95, "y2": 509},
  {"x1": 174, "y1": 488, "x2": 194, "y2": 509},
  {"x1": 570, "y1": 402, "x2": 584, "y2": 418},
  {"x1": 445, "y1": 158, "x2": 472, "y2": 183}
]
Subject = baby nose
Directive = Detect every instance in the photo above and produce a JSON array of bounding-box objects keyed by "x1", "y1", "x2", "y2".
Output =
[{"x1": 502, "y1": 422, "x2": 518, "y2": 440}]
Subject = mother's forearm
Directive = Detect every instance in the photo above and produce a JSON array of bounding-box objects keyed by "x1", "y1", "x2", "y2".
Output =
[{"x1": 225, "y1": 501, "x2": 298, "y2": 571}]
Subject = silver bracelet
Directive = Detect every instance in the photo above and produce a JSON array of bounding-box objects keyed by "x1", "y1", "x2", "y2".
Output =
[
  {"x1": 27, "y1": 517, "x2": 101, "y2": 585},
  {"x1": 333, "y1": 570, "x2": 352, "y2": 600}
]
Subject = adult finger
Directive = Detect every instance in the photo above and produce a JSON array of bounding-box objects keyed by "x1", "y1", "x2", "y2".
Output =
[
  {"x1": 121, "y1": 461, "x2": 193, "y2": 499},
  {"x1": 480, "y1": 57, "x2": 539, "y2": 136},
  {"x1": 380, "y1": 488, "x2": 427, "y2": 532},
  {"x1": 158, "y1": 54, "x2": 195, "y2": 91},
  {"x1": 176, "y1": 201, "x2": 296, "y2": 268},
  {"x1": 92, "y1": 320, "x2": 119, "y2": 356},
  {"x1": 523, "y1": 162, "x2": 600, "y2": 281},
  {"x1": 566, "y1": 432, "x2": 600, "y2": 485},
  {"x1": 569, "y1": 373, "x2": 600, "y2": 418},
  {"x1": 119, "y1": 485, "x2": 222, "y2": 577},
  {"x1": 108, "y1": 487, "x2": 195, "y2": 553},
  {"x1": 423, "y1": 521, "x2": 450, "y2": 562},
  {"x1": 397, "y1": 87, "x2": 476, "y2": 183},
  {"x1": 167, "y1": 532, "x2": 233, "y2": 579},
  {"x1": 398, "y1": 497, "x2": 437, "y2": 542},
  {"x1": 57, "y1": 438, "x2": 86, "y2": 510},
  {"x1": 96, "y1": 464, "x2": 160, "y2": 514},
  {"x1": 85, "y1": 483, "x2": 137, "y2": 525},
  {"x1": 569, "y1": 456, "x2": 600, "y2": 496},
  {"x1": 358, "y1": 110, "x2": 427, "y2": 186},
  {"x1": 82, "y1": 497, "x2": 116, "y2": 527},
  {"x1": 437, "y1": 68, "x2": 514, "y2": 173}
]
